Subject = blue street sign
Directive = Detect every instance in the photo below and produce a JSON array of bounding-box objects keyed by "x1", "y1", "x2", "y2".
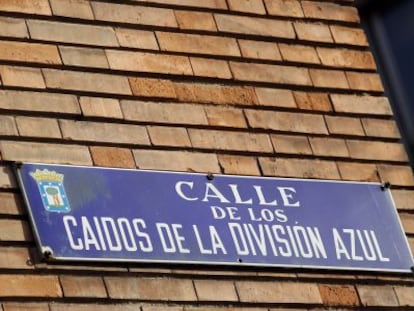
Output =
[{"x1": 17, "y1": 163, "x2": 414, "y2": 272}]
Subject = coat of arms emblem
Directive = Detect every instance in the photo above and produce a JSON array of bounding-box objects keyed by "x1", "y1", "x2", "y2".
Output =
[{"x1": 30, "y1": 169, "x2": 71, "y2": 213}]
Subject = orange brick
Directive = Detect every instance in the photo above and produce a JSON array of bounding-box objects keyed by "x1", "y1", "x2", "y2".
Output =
[
  {"x1": 174, "y1": 82, "x2": 257, "y2": 105},
  {"x1": 239, "y1": 40, "x2": 281, "y2": 61},
  {"x1": 245, "y1": 110, "x2": 328, "y2": 134},
  {"x1": 115, "y1": 28, "x2": 159, "y2": 50},
  {"x1": 194, "y1": 280, "x2": 238, "y2": 301},
  {"x1": 50, "y1": 304, "x2": 140, "y2": 311},
  {"x1": 337, "y1": 162, "x2": 378, "y2": 182},
  {"x1": 143, "y1": 307, "x2": 183, "y2": 311},
  {"x1": 0, "y1": 17, "x2": 29, "y2": 38},
  {"x1": 16, "y1": 116, "x2": 61, "y2": 138},
  {"x1": 3, "y1": 303, "x2": 49, "y2": 311},
  {"x1": 255, "y1": 88, "x2": 296, "y2": 108},
  {"x1": 79, "y1": 97, "x2": 123, "y2": 119},
  {"x1": 294, "y1": 91, "x2": 332, "y2": 111},
  {"x1": 401, "y1": 213, "x2": 414, "y2": 234},
  {"x1": 129, "y1": 77, "x2": 176, "y2": 99},
  {"x1": 175, "y1": 11, "x2": 217, "y2": 31},
  {"x1": 0, "y1": 65, "x2": 45, "y2": 88},
  {"x1": 271, "y1": 134, "x2": 312, "y2": 155},
  {"x1": 264, "y1": 0, "x2": 304, "y2": 17},
  {"x1": 357, "y1": 286, "x2": 398, "y2": 307},
  {"x1": 205, "y1": 106, "x2": 247, "y2": 128},
  {"x1": 186, "y1": 308, "x2": 261, "y2": 311},
  {"x1": 135, "y1": 0, "x2": 227, "y2": 9},
  {"x1": 317, "y1": 48, "x2": 376, "y2": 70},
  {"x1": 59, "y1": 46, "x2": 108, "y2": 68},
  {"x1": 190, "y1": 58, "x2": 232, "y2": 79},
  {"x1": 377, "y1": 164, "x2": 414, "y2": 187},
  {"x1": 325, "y1": 116, "x2": 364, "y2": 136},
  {"x1": 294, "y1": 22, "x2": 333, "y2": 43},
  {"x1": 60, "y1": 276, "x2": 107, "y2": 298},
  {"x1": 0, "y1": 90, "x2": 80, "y2": 115},
  {"x1": 236, "y1": 281, "x2": 322, "y2": 304},
  {"x1": 331, "y1": 94, "x2": 392, "y2": 115},
  {"x1": 121, "y1": 100, "x2": 207, "y2": 125},
  {"x1": 394, "y1": 286, "x2": 414, "y2": 306},
  {"x1": 362, "y1": 118, "x2": 400, "y2": 138},
  {"x1": 90, "y1": 146, "x2": 135, "y2": 169},
  {"x1": 0, "y1": 141, "x2": 92, "y2": 165},
  {"x1": 0, "y1": 219, "x2": 31, "y2": 242},
  {"x1": 319, "y1": 284, "x2": 359, "y2": 306},
  {"x1": 0, "y1": 193, "x2": 24, "y2": 215},
  {"x1": 0, "y1": 275, "x2": 61, "y2": 297},
  {"x1": 218, "y1": 155, "x2": 260, "y2": 175},
  {"x1": 0, "y1": 247, "x2": 31, "y2": 269},
  {"x1": 43, "y1": 69, "x2": 132, "y2": 95},
  {"x1": 133, "y1": 150, "x2": 220, "y2": 173},
  {"x1": 259, "y1": 157, "x2": 340, "y2": 179},
  {"x1": 309, "y1": 137, "x2": 349, "y2": 157},
  {"x1": 0, "y1": 116, "x2": 18, "y2": 136},
  {"x1": 49, "y1": 0, "x2": 94, "y2": 19},
  {"x1": 60, "y1": 120, "x2": 150, "y2": 145},
  {"x1": 227, "y1": 0, "x2": 266, "y2": 14},
  {"x1": 330, "y1": 25, "x2": 368, "y2": 46},
  {"x1": 0, "y1": 40, "x2": 61, "y2": 64},
  {"x1": 231, "y1": 62, "x2": 312, "y2": 85},
  {"x1": 346, "y1": 72, "x2": 384, "y2": 92},
  {"x1": 279, "y1": 44, "x2": 320, "y2": 64},
  {"x1": 106, "y1": 50, "x2": 192, "y2": 75},
  {"x1": 27, "y1": 20, "x2": 119, "y2": 47},
  {"x1": 302, "y1": 1, "x2": 359, "y2": 23},
  {"x1": 0, "y1": 0, "x2": 51, "y2": 15},
  {"x1": 215, "y1": 14, "x2": 295, "y2": 39},
  {"x1": 347, "y1": 140, "x2": 408, "y2": 162},
  {"x1": 156, "y1": 32, "x2": 240, "y2": 57},
  {"x1": 105, "y1": 277, "x2": 196, "y2": 300},
  {"x1": 189, "y1": 129, "x2": 273, "y2": 152},
  {"x1": 148, "y1": 126, "x2": 191, "y2": 147},
  {"x1": 0, "y1": 165, "x2": 18, "y2": 189},
  {"x1": 310, "y1": 69, "x2": 349, "y2": 89},
  {"x1": 391, "y1": 189, "x2": 414, "y2": 210},
  {"x1": 91, "y1": 2, "x2": 177, "y2": 27}
]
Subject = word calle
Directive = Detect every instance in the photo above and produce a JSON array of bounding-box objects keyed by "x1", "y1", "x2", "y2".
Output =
[{"x1": 175, "y1": 181, "x2": 300, "y2": 207}]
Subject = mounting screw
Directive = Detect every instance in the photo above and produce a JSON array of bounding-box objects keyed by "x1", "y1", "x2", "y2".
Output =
[
  {"x1": 238, "y1": 258, "x2": 243, "y2": 263},
  {"x1": 43, "y1": 250, "x2": 52, "y2": 260},
  {"x1": 380, "y1": 181, "x2": 391, "y2": 191},
  {"x1": 206, "y1": 173, "x2": 214, "y2": 180}
]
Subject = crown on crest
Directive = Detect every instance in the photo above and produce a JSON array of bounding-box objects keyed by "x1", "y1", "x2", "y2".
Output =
[{"x1": 30, "y1": 169, "x2": 64, "y2": 183}]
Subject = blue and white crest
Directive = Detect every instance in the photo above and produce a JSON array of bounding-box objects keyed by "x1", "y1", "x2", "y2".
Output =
[{"x1": 30, "y1": 169, "x2": 71, "y2": 213}]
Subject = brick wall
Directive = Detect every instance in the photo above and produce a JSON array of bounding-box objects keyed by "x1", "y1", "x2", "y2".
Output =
[{"x1": 0, "y1": 0, "x2": 413, "y2": 309}]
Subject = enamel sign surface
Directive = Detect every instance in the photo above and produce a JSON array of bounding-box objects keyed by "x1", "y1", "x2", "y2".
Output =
[{"x1": 17, "y1": 163, "x2": 414, "y2": 272}]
